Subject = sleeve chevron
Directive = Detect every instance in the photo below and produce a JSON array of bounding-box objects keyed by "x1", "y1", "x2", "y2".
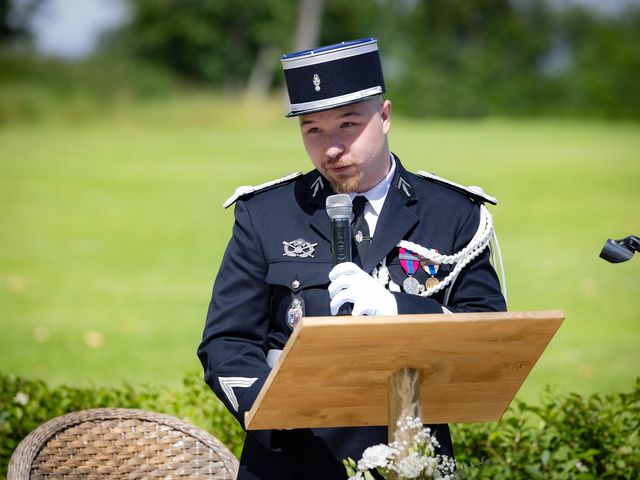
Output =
[{"x1": 218, "y1": 376, "x2": 259, "y2": 412}]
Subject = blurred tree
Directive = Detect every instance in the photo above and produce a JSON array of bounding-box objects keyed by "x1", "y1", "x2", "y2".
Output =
[
  {"x1": 108, "y1": 0, "x2": 296, "y2": 91},
  {"x1": 372, "y1": 0, "x2": 640, "y2": 118},
  {"x1": 248, "y1": 0, "x2": 325, "y2": 98},
  {"x1": 557, "y1": 6, "x2": 640, "y2": 118},
  {"x1": 389, "y1": 0, "x2": 557, "y2": 116},
  {"x1": 293, "y1": 0, "x2": 324, "y2": 51},
  {"x1": 0, "y1": 0, "x2": 42, "y2": 44},
  {"x1": 98, "y1": 0, "x2": 640, "y2": 118}
]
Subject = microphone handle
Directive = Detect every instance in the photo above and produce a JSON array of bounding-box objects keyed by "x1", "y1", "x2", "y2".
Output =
[{"x1": 330, "y1": 218, "x2": 353, "y2": 315}]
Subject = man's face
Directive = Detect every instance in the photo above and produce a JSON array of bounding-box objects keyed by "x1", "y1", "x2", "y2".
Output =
[{"x1": 299, "y1": 97, "x2": 392, "y2": 193}]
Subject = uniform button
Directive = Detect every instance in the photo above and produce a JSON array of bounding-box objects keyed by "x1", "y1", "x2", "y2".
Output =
[{"x1": 291, "y1": 280, "x2": 300, "y2": 289}]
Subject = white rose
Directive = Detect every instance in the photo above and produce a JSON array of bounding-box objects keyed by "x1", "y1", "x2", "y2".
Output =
[{"x1": 357, "y1": 444, "x2": 392, "y2": 471}]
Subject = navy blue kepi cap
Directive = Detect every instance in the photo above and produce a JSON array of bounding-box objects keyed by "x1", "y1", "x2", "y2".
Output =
[{"x1": 281, "y1": 37, "x2": 386, "y2": 117}]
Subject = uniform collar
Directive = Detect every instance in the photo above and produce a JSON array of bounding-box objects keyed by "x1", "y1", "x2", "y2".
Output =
[
  {"x1": 306, "y1": 153, "x2": 415, "y2": 206},
  {"x1": 360, "y1": 154, "x2": 418, "y2": 272},
  {"x1": 390, "y1": 153, "x2": 416, "y2": 202},
  {"x1": 305, "y1": 170, "x2": 333, "y2": 207},
  {"x1": 349, "y1": 153, "x2": 396, "y2": 216},
  {"x1": 305, "y1": 154, "x2": 417, "y2": 251}
]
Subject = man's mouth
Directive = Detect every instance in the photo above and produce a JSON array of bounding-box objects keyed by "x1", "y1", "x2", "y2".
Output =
[{"x1": 325, "y1": 162, "x2": 355, "y2": 174}]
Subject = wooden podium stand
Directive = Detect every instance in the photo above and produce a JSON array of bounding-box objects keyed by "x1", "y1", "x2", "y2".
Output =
[{"x1": 245, "y1": 310, "x2": 564, "y2": 435}]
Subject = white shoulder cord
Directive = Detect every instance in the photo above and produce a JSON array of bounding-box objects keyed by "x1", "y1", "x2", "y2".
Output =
[
  {"x1": 491, "y1": 229, "x2": 508, "y2": 305},
  {"x1": 396, "y1": 204, "x2": 495, "y2": 296},
  {"x1": 371, "y1": 204, "x2": 507, "y2": 301}
]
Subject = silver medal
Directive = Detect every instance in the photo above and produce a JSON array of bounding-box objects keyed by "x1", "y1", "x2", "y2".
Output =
[{"x1": 403, "y1": 276, "x2": 424, "y2": 295}]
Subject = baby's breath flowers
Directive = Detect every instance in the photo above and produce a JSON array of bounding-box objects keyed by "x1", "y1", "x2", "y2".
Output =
[{"x1": 343, "y1": 415, "x2": 457, "y2": 480}]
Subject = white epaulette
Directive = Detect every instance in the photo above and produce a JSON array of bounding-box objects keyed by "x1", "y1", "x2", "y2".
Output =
[
  {"x1": 415, "y1": 170, "x2": 498, "y2": 205},
  {"x1": 223, "y1": 172, "x2": 303, "y2": 208}
]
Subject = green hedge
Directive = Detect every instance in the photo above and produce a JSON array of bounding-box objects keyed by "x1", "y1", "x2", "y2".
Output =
[
  {"x1": 1, "y1": 373, "x2": 638, "y2": 479},
  {"x1": 452, "y1": 382, "x2": 639, "y2": 479}
]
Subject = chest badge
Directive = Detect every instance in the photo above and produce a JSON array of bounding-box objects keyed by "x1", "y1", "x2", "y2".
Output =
[
  {"x1": 287, "y1": 297, "x2": 305, "y2": 330},
  {"x1": 283, "y1": 238, "x2": 318, "y2": 258}
]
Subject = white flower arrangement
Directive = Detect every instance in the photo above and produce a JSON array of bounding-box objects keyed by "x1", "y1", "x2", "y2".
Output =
[{"x1": 343, "y1": 416, "x2": 457, "y2": 480}]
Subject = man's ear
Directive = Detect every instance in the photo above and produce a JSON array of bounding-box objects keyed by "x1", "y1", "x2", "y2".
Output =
[{"x1": 381, "y1": 99, "x2": 392, "y2": 134}]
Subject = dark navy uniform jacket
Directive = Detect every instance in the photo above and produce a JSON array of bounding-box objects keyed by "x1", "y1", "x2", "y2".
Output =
[{"x1": 198, "y1": 156, "x2": 506, "y2": 479}]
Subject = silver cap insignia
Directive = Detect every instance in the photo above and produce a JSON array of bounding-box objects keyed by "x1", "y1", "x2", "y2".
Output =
[{"x1": 313, "y1": 74, "x2": 321, "y2": 92}]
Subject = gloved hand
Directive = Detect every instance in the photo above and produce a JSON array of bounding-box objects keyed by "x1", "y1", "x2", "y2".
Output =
[{"x1": 328, "y1": 262, "x2": 398, "y2": 316}]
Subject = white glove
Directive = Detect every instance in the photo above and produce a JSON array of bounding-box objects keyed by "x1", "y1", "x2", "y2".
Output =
[{"x1": 328, "y1": 262, "x2": 398, "y2": 316}]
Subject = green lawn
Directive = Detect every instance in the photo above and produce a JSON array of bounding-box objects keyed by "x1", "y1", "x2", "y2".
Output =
[{"x1": 1, "y1": 96, "x2": 638, "y2": 402}]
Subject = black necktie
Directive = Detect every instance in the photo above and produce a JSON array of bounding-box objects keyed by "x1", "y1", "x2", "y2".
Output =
[{"x1": 352, "y1": 196, "x2": 371, "y2": 265}]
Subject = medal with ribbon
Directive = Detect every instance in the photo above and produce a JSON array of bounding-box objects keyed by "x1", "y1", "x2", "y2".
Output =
[
  {"x1": 420, "y1": 254, "x2": 440, "y2": 289},
  {"x1": 399, "y1": 247, "x2": 424, "y2": 295}
]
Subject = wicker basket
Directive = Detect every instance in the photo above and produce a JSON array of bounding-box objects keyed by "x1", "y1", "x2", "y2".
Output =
[{"x1": 7, "y1": 408, "x2": 239, "y2": 479}]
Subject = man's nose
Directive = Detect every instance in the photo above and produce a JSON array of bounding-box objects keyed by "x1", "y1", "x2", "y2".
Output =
[{"x1": 325, "y1": 132, "x2": 344, "y2": 158}]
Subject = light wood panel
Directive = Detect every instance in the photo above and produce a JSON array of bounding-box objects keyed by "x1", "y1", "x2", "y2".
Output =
[{"x1": 245, "y1": 310, "x2": 564, "y2": 430}]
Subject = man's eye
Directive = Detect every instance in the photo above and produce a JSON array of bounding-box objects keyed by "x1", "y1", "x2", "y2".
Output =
[
  {"x1": 341, "y1": 122, "x2": 356, "y2": 128},
  {"x1": 306, "y1": 127, "x2": 320, "y2": 134}
]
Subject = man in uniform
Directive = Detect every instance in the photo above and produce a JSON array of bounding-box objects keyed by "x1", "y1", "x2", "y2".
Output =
[{"x1": 198, "y1": 38, "x2": 506, "y2": 479}]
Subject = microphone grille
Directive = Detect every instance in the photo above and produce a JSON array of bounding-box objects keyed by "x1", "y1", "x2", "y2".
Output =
[{"x1": 326, "y1": 194, "x2": 352, "y2": 220}]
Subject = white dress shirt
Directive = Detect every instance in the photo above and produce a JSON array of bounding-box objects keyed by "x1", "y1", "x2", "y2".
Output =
[{"x1": 348, "y1": 154, "x2": 396, "y2": 237}]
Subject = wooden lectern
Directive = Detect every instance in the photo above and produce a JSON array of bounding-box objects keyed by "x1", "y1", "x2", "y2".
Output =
[{"x1": 245, "y1": 310, "x2": 564, "y2": 440}]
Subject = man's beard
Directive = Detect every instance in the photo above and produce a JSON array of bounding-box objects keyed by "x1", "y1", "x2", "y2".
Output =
[
  {"x1": 323, "y1": 165, "x2": 363, "y2": 194},
  {"x1": 330, "y1": 175, "x2": 361, "y2": 193}
]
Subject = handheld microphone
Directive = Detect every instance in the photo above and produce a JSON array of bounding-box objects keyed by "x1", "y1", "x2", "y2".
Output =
[{"x1": 326, "y1": 194, "x2": 353, "y2": 315}]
